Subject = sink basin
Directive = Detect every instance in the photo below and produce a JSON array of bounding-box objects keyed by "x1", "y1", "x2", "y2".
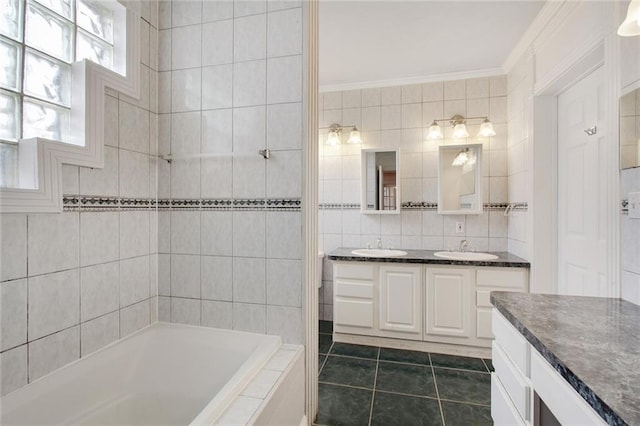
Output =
[
  {"x1": 351, "y1": 249, "x2": 408, "y2": 258},
  {"x1": 434, "y1": 251, "x2": 499, "y2": 261}
]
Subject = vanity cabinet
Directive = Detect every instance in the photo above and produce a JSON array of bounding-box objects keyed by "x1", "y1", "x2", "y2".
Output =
[
  {"x1": 333, "y1": 263, "x2": 376, "y2": 335},
  {"x1": 492, "y1": 309, "x2": 606, "y2": 425},
  {"x1": 378, "y1": 265, "x2": 422, "y2": 339},
  {"x1": 334, "y1": 263, "x2": 422, "y2": 340},
  {"x1": 424, "y1": 267, "x2": 472, "y2": 340},
  {"x1": 333, "y1": 260, "x2": 529, "y2": 350}
]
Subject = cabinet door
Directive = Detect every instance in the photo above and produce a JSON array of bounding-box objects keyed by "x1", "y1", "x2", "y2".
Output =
[
  {"x1": 425, "y1": 267, "x2": 472, "y2": 338},
  {"x1": 378, "y1": 265, "x2": 422, "y2": 338}
]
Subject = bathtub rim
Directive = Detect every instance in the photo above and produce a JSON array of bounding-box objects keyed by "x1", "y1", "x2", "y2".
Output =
[{"x1": 1, "y1": 322, "x2": 283, "y2": 425}]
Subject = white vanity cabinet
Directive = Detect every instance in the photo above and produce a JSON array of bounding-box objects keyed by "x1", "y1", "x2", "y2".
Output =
[
  {"x1": 378, "y1": 265, "x2": 422, "y2": 339},
  {"x1": 491, "y1": 309, "x2": 606, "y2": 426},
  {"x1": 333, "y1": 262, "x2": 422, "y2": 340},
  {"x1": 333, "y1": 263, "x2": 376, "y2": 335},
  {"x1": 333, "y1": 259, "x2": 529, "y2": 351},
  {"x1": 424, "y1": 267, "x2": 473, "y2": 340}
]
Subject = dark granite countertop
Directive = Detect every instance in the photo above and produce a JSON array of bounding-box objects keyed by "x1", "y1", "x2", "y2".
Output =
[
  {"x1": 491, "y1": 292, "x2": 640, "y2": 426},
  {"x1": 327, "y1": 247, "x2": 530, "y2": 268}
]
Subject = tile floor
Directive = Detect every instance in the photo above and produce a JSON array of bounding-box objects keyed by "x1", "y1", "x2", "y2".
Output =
[{"x1": 316, "y1": 321, "x2": 493, "y2": 426}]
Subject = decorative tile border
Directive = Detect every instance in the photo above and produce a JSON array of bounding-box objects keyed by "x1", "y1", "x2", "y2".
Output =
[
  {"x1": 319, "y1": 201, "x2": 529, "y2": 212},
  {"x1": 63, "y1": 196, "x2": 301, "y2": 212}
]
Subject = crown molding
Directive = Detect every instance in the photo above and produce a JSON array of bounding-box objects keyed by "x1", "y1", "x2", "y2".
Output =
[
  {"x1": 0, "y1": 2, "x2": 140, "y2": 213},
  {"x1": 319, "y1": 67, "x2": 505, "y2": 93},
  {"x1": 502, "y1": 1, "x2": 568, "y2": 74}
]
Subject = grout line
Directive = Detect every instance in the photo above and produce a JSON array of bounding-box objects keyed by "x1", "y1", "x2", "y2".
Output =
[
  {"x1": 372, "y1": 389, "x2": 440, "y2": 401},
  {"x1": 438, "y1": 397, "x2": 491, "y2": 408},
  {"x1": 367, "y1": 347, "x2": 380, "y2": 426},
  {"x1": 481, "y1": 358, "x2": 491, "y2": 372},
  {"x1": 429, "y1": 353, "x2": 447, "y2": 426},
  {"x1": 316, "y1": 382, "x2": 373, "y2": 393},
  {"x1": 431, "y1": 365, "x2": 491, "y2": 375}
]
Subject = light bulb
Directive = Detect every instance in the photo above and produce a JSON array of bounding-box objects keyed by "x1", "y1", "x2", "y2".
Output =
[
  {"x1": 326, "y1": 130, "x2": 341, "y2": 146},
  {"x1": 452, "y1": 123, "x2": 469, "y2": 139},
  {"x1": 427, "y1": 121, "x2": 443, "y2": 140},
  {"x1": 347, "y1": 126, "x2": 363, "y2": 144},
  {"x1": 478, "y1": 118, "x2": 496, "y2": 137}
]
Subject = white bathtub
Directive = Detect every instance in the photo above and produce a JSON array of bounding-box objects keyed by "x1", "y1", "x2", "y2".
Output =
[{"x1": 1, "y1": 323, "x2": 282, "y2": 425}]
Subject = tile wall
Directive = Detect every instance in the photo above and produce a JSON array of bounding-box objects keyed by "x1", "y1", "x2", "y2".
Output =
[
  {"x1": 0, "y1": 2, "x2": 160, "y2": 396},
  {"x1": 505, "y1": 54, "x2": 534, "y2": 260},
  {"x1": 621, "y1": 167, "x2": 640, "y2": 305},
  {"x1": 156, "y1": 0, "x2": 305, "y2": 343},
  {"x1": 318, "y1": 77, "x2": 517, "y2": 320}
]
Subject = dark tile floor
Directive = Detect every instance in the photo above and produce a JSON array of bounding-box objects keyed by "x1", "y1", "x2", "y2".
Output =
[{"x1": 316, "y1": 321, "x2": 493, "y2": 426}]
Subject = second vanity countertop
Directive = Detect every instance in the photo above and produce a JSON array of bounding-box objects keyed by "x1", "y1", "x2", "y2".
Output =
[
  {"x1": 327, "y1": 247, "x2": 530, "y2": 268},
  {"x1": 491, "y1": 292, "x2": 640, "y2": 426}
]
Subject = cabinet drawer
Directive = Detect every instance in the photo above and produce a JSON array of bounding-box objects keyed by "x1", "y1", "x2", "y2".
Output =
[
  {"x1": 335, "y1": 298, "x2": 374, "y2": 328},
  {"x1": 491, "y1": 373, "x2": 526, "y2": 426},
  {"x1": 335, "y1": 279, "x2": 374, "y2": 299},
  {"x1": 492, "y1": 310, "x2": 529, "y2": 377},
  {"x1": 476, "y1": 308, "x2": 493, "y2": 339},
  {"x1": 334, "y1": 263, "x2": 375, "y2": 280},
  {"x1": 477, "y1": 268, "x2": 527, "y2": 289},
  {"x1": 493, "y1": 341, "x2": 530, "y2": 421}
]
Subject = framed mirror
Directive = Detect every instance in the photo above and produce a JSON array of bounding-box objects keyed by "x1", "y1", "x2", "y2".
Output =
[
  {"x1": 361, "y1": 149, "x2": 400, "y2": 214},
  {"x1": 620, "y1": 86, "x2": 640, "y2": 170},
  {"x1": 438, "y1": 143, "x2": 483, "y2": 215}
]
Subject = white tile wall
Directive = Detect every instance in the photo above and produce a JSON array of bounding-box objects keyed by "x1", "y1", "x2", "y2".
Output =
[
  {"x1": 318, "y1": 78, "x2": 510, "y2": 319},
  {"x1": 0, "y1": 10, "x2": 159, "y2": 395}
]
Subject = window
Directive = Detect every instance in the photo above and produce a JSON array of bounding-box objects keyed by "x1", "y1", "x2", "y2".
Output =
[
  {"x1": 1, "y1": 0, "x2": 117, "y2": 144},
  {"x1": 0, "y1": 0, "x2": 129, "y2": 189}
]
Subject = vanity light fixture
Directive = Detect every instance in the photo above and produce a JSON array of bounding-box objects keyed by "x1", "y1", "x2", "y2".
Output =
[
  {"x1": 452, "y1": 147, "x2": 470, "y2": 166},
  {"x1": 322, "y1": 123, "x2": 363, "y2": 145},
  {"x1": 618, "y1": 0, "x2": 640, "y2": 36},
  {"x1": 427, "y1": 114, "x2": 496, "y2": 140}
]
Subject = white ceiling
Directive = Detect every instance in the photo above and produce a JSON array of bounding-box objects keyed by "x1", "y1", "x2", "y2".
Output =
[{"x1": 319, "y1": 1, "x2": 545, "y2": 90}]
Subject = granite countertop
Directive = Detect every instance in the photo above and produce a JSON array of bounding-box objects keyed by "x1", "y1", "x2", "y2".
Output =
[
  {"x1": 327, "y1": 247, "x2": 530, "y2": 268},
  {"x1": 491, "y1": 292, "x2": 640, "y2": 426}
]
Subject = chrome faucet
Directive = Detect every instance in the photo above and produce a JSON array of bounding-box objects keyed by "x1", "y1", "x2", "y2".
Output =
[
  {"x1": 377, "y1": 238, "x2": 383, "y2": 249},
  {"x1": 459, "y1": 239, "x2": 468, "y2": 252}
]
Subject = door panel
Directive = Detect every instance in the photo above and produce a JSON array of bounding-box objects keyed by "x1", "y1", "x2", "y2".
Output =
[
  {"x1": 425, "y1": 267, "x2": 471, "y2": 338},
  {"x1": 557, "y1": 67, "x2": 608, "y2": 297},
  {"x1": 379, "y1": 266, "x2": 421, "y2": 335}
]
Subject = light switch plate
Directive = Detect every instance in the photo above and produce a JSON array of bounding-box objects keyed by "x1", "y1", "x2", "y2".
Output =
[{"x1": 629, "y1": 192, "x2": 640, "y2": 219}]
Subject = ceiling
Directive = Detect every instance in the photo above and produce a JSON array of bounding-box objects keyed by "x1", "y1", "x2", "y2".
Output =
[{"x1": 319, "y1": 1, "x2": 545, "y2": 90}]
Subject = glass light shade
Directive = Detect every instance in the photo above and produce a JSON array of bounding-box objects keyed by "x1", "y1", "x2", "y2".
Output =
[
  {"x1": 452, "y1": 149, "x2": 469, "y2": 166},
  {"x1": 326, "y1": 130, "x2": 341, "y2": 146},
  {"x1": 347, "y1": 127, "x2": 362, "y2": 144},
  {"x1": 618, "y1": 0, "x2": 640, "y2": 36},
  {"x1": 478, "y1": 119, "x2": 496, "y2": 137},
  {"x1": 452, "y1": 123, "x2": 469, "y2": 139},
  {"x1": 427, "y1": 121, "x2": 443, "y2": 140}
]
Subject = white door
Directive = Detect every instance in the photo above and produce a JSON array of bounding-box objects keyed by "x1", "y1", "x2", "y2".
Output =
[
  {"x1": 557, "y1": 67, "x2": 608, "y2": 296},
  {"x1": 378, "y1": 265, "x2": 421, "y2": 338},
  {"x1": 425, "y1": 267, "x2": 472, "y2": 338}
]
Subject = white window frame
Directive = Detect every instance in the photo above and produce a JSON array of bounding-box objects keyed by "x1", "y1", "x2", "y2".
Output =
[{"x1": 0, "y1": 0, "x2": 140, "y2": 213}]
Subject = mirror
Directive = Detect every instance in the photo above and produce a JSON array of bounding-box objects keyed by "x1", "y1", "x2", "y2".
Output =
[
  {"x1": 438, "y1": 143, "x2": 483, "y2": 215},
  {"x1": 361, "y1": 149, "x2": 400, "y2": 214},
  {"x1": 620, "y1": 87, "x2": 640, "y2": 170}
]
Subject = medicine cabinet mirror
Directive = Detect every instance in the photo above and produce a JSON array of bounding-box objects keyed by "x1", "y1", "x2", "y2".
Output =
[
  {"x1": 361, "y1": 149, "x2": 400, "y2": 214},
  {"x1": 438, "y1": 143, "x2": 483, "y2": 215},
  {"x1": 620, "y1": 87, "x2": 640, "y2": 170}
]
